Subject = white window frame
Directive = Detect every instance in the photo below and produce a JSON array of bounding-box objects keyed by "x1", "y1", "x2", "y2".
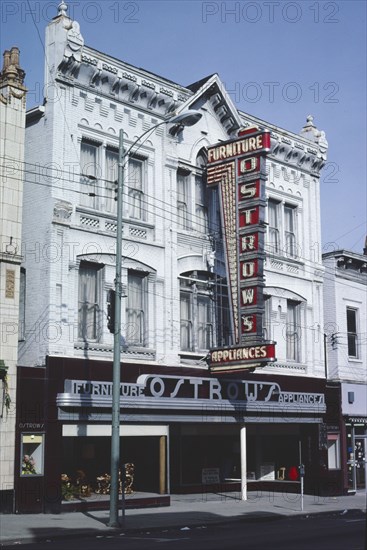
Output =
[
  {"x1": 284, "y1": 204, "x2": 297, "y2": 259},
  {"x1": 127, "y1": 157, "x2": 145, "y2": 221},
  {"x1": 78, "y1": 262, "x2": 102, "y2": 342},
  {"x1": 177, "y1": 170, "x2": 191, "y2": 231},
  {"x1": 346, "y1": 307, "x2": 359, "y2": 358},
  {"x1": 286, "y1": 299, "x2": 301, "y2": 362},
  {"x1": 80, "y1": 140, "x2": 100, "y2": 210},
  {"x1": 267, "y1": 199, "x2": 280, "y2": 254},
  {"x1": 179, "y1": 272, "x2": 214, "y2": 352},
  {"x1": 197, "y1": 295, "x2": 213, "y2": 350},
  {"x1": 263, "y1": 295, "x2": 272, "y2": 341},
  {"x1": 267, "y1": 198, "x2": 299, "y2": 259},
  {"x1": 105, "y1": 147, "x2": 119, "y2": 215},
  {"x1": 216, "y1": 277, "x2": 231, "y2": 347},
  {"x1": 126, "y1": 270, "x2": 147, "y2": 347},
  {"x1": 195, "y1": 174, "x2": 209, "y2": 233},
  {"x1": 180, "y1": 290, "x2": 193, "y2": 351}
]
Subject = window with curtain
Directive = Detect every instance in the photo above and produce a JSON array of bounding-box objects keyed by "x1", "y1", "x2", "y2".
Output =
[
  {"x1": 128, "y1": 158, "x2": 145, "y2": 220},
  {"x1": 210, "y1": 186, "x2": 222, "y2": 237},
  {"x1": 197, "y1": 295, "x2": 213, "y2": 350},
  {"x1": 347, "y1": 308, "x2": 358, "y2": 358},
  {"x1": 263, "y1": 295, "x2": 271, "y2": 341},
  {"x1": 179, "y1": 272, "x2": 213, "y2": 352},
  {"x1": 78, "y1": 263, "x2": 101, "y2": 341},
  {"x1": 268, "y1": 199, "x2": 280, "y2": 254},
  {"x1": 284, "y1": 205, "x2": 297, "y2": 258},
  {"x1": 80, "y1": 141, "x2": 98, "y2": 209},
  {"x1": 177, "y1": 171, "x2": 190, "y2": 230},
  {"x1": 127, "y1": 271, "x2": 146, "y2": 346},
  {"x1": 286, "y1": 300, "x2": 300, "y2": 361},
  {"x1": 195, "y1": 175, "x2": 209, "y2": 233},
  {"x1": 216, "y1": 278, "x2": 231, "y2": 346},
  {"x1": 180, "y1": 292, "x2": 192, "y2": 351},
  {"x1": 267, "y1": 199, "x2": 298, "y2": 258},
  {"x1": 105, "y1": 148, "x2": 118, "y2": 214}
]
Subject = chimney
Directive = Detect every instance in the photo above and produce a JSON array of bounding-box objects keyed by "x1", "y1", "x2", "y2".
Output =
[
  {"x1": 2, "y1": 50, "x2": 10, "y2": 71},
  {"x1": 9, "y1": 47, "x2": 20, "y2": 67},
  {"x1": 0, "y1": 46, "x2": 26, "y2": 88}
]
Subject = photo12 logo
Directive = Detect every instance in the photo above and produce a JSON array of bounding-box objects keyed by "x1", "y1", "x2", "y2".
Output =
[
  {"x1": 1, "y1": 1, "x2": 140, "y2": 24},
  {"x1": 201, "y1": 2, "x2": 340, "y2": 24},
  {"x1": 223, "y1": 81, "x2": 340, "y2": 105}
]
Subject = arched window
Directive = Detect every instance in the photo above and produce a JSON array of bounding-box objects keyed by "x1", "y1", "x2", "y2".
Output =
[{"x1": 78, "y1": 262, "x2": 103, "y2": 341}]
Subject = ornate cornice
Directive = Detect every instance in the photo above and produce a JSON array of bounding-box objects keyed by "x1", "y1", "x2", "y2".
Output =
[
  {"x1": 57, "y1": 43, "x2": 190, "y2": 117},
  {"x1": 269, "y1": 131, "x2": 327, "y2": 174}
]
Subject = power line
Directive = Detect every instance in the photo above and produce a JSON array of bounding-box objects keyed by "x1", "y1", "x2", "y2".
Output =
[{"x1": 7, "y1": 167, "x2": 367, "y2": 280}]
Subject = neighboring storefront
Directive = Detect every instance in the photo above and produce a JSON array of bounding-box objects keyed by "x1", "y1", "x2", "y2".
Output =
[
  {"x1": 342, "y1": 382, "x2": 367, "y2": 493},
  {"x1": 15, "y1": 357, "x2": 331, "y2": 513}
]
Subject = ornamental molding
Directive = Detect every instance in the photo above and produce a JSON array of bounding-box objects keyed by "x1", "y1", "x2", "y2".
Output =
[
  {"x1": 58, "y1": 56, "x2": 187, "y2": 116},
  {"x1": 269, "y1": 132, "x2": 326, "y2": 174},
  {"x1": 53, "y1": 200, "x2": 73, "y2": 222},
  {"x1": 0, "y1": 85, "x2": 27, "y2": 105}
]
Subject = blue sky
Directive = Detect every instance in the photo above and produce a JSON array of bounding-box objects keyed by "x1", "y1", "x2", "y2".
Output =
[{"x1": 1, "y1": 0, "x2": 366, "y2": 253}]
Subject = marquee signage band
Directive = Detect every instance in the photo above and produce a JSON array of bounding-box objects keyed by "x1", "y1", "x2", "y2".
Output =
[
  {"x1": 59, "y1": 375, "x2": 325, "y2": 412},
  {"x1": 206, "y1": 127, "x2": 276, "y2": 372}
]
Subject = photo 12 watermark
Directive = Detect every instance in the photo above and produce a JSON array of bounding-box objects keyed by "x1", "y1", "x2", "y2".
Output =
[
  {"x1": 1, "y1": 1, "x2": 140, "y2": 24},
  {"x1": 222, "y1": 81, "x2": 340, "y2": 105},
  {"x1": 201, "y1": 2, "x2": 340, "y2": 24}
]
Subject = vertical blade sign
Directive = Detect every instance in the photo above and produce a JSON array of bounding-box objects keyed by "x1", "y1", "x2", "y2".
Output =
[{"x1": 206, "y1": 127, "x2": 276, "y2": 372}]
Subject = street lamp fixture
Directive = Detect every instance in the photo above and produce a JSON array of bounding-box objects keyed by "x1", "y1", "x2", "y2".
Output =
[{"x1": 108, "y1": 110, "x2": 202, "y2": 527}]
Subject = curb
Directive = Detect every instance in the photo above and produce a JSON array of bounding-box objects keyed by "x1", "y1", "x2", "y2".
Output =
[{"x1": 1, "y1": 508, "x2": 365, "y2": 547}]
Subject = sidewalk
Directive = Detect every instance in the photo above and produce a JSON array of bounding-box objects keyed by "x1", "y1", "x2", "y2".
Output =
[{"x1": 1, "y1": 491, "x2": 366, "y2": 546}]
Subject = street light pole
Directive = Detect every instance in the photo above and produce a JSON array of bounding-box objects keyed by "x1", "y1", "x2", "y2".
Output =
[
  {"x1": 108, "y1": 127, "x2": 124, "y2": 528},
  {"x1": 108, "y1": 111, "x2": 202, "y2": 528}
]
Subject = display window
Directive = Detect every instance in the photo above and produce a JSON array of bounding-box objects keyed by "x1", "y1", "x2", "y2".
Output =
[
  {"x1": 20, "y1": 433, "x2": 45, "y2": 476},
  {"x1": 327, "y1": 433, "x2": 340, "y2": 469}
]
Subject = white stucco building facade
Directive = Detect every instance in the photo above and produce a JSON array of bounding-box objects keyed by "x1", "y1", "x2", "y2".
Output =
[
  {"x1": 19, "y1": 6, "x2": 327, "y2": 377},
  {"x1": 15, "y1": 4, "x2": 336, "y2": 513}
]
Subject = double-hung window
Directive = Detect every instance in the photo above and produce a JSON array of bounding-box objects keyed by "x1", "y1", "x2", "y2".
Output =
[
  {"x1": 347, "y1": 308, "x2": 358, "y2": 358},
  {"x1": 128, "y1": 158, "x2": 145, "y2": 220},
  {"x1": 197, "y1": 295, "x2": 213, "y2": 349},
  {"x1": 216, "y1": 278, "x2": 231, "y2": 346},
  {"x1": 267, "y1": 199, "x2": 298, "y2": 258},
  {"x1": 78, "y1": 263, "x2": 102, "y2": 341},
  {"x1": 105, "y1": 148, "x2": 118, "y2": 215},
  {"x1": 80, "y1": 141, "x2": 99, "y2": 209},
  {"x1": 179, "y1": 272, "x2": 213, "y2": 352},
  {"x1": 127, "y1": 271, "x2": 147, "y2": 346},
  {"x1": 195, "y1": 175, "x2": 208, "y2": 233},
  {"x1": 263, "y1": 295, "x2": 272, "y2": 341},
  {"x1": 284, "y1": 205, "x2": 297, "y2": 258},
  {"x1": 268, "y1": 199, "x2": 280, "y2": 254},
  {"x1": 180, "y1": 292, "x2": 192, "y2": 351},
  {"x1": 177, "y1": 170, "x2": 190, "y2": 230},
  {"x1": 286, "y1": 300, "x2": 300, "y2": 362}
]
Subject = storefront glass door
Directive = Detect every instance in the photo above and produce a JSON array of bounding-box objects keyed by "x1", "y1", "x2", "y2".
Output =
[
  {"x1": 347, "y1": 433, "x2": 366, "y2": 492},
  {"x1": 354, "y1": 437, "x2": 366, "y2": 489}
]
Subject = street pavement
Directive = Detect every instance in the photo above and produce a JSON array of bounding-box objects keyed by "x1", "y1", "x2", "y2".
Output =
[{"x1": 0, "y1": 490, "x2": 366, "y2": 546}]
